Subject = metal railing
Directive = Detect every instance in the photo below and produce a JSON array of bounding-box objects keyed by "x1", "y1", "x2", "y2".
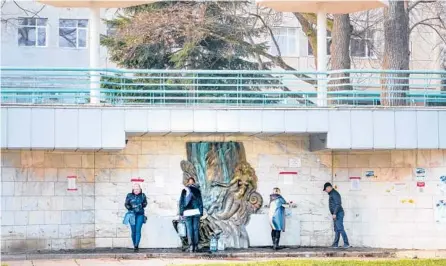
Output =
[{"x1": 1, "y1": 67, "x2": 445, "y2": 107}]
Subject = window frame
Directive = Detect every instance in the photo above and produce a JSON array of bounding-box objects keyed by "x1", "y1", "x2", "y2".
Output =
[
  {"x1": 58, "y1": 18, "x2": 89, "y2": 49},
  {"x1": 17, "y1": 17, "x2": 49, "y2": 48},
  {"x1": 269, "y1": 27, "x2": 300, "y2": 57},
  {"x1": 350, "y1": 30, "x2": 376, "y2": 59},
  {"x1": 307, "y1": 31, "x2": 332, "y2": 57}
]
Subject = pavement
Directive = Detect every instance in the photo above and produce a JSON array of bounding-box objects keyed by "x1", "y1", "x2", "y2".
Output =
[
  {"x1": 2, "y1": 247, "x2": 446, "y2": 265},
  {"x1": 1, "y1": 258, "x2": 264, "y2": 266}
]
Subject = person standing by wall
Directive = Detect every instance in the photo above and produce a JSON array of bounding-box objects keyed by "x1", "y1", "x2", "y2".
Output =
[
  {"x1": 179, "y1": 177, "x2": 203, "y2": 253},
  {"x1": 323, "y1": 182, "x2": 350, "y2": 248},
  {"x1": 124, "y1": 183, "x2": 148, "y2": 252},
  {"x1": 268, "y1": 187, "x2": 289, "y2": 250}
]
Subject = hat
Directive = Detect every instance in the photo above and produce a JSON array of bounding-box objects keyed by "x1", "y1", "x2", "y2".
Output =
[{"x1": 323, "y1": 182, "x2": 332, "y2": 191}]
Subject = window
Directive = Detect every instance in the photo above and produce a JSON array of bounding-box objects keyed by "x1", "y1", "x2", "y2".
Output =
[
  {"x1": 106, "y1": 24, "x2": 117, "y2": 36},
  {"x1": 308, "y1": 31, "x2": 331, "y2": 56},
  {"x1": 18, "y1": 17, "x2": 48, "y2": 47},
  {"x1": 269, "y1": 27, "x2": 299, "y2": 56},
  {"x1": 59, "y1": 19, "x2": 88, "y2": 48},
  {"x1": 350, "y1": 31, "x2": 375, "y2": 58}
]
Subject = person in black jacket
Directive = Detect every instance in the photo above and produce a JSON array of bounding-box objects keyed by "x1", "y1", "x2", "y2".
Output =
[
  {"x1": 323, "y1": 182, "x2": 350, "y2": 248},
  {"x1": 124, "y1": 183, "x2": 148, "y2": 252},
  {"x1": 179, "y1": 177, "x2": 203, "y2": 252}
]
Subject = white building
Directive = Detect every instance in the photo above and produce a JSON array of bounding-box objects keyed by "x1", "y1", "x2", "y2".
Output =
[{"x1": 1, "y1": 1, "x2": 443, "y2": 71}]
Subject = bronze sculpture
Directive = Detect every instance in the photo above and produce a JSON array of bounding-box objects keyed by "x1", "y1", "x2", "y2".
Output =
[{"x1": 173, "y1": 142, "x2": 263, "y2": 249}]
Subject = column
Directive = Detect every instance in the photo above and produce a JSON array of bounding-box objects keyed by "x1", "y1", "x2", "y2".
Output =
[
  {"x1": 89, "y1": 7, "x2": 100, "y2": 104},
  {"x1": 317, "y1": 11, "x2": 328, "y2": 107}
]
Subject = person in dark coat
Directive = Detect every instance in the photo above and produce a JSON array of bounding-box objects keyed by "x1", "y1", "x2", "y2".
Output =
[
  {"x1": 323, "y1": 182, "x2": 350, "y2": 248},
  {"x1": 124, "y1": 183, "x2": 148, "y2": 252},
  {"x1": 268, "y1": 187, "x2": 289, "y2": 250},
  {"x1": 179, "y1": 177, "x2": 203, "y2": 252}
]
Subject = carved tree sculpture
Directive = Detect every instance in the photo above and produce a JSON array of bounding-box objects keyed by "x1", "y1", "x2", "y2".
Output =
[{"x1": 173, "y1": 142, "x2": 263, "y2": 249}]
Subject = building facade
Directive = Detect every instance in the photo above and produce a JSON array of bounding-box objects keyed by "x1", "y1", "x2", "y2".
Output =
[{"x1": 1, "y1": 1, "x2": 443, "y2": 71}]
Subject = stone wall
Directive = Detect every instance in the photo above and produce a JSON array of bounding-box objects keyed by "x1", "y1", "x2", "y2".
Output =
[{"x1": 1, "y1": 135, "x2": 446, "y2": 252}]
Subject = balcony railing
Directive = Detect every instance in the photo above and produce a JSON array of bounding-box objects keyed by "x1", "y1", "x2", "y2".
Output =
[{"x1": 1, "y1": 67, "x2": 445, "y2": 107}]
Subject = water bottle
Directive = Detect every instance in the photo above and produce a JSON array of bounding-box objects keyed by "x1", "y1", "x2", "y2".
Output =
[{"x1": 210, "y1": 234, "x2": 218, "y2": 253}]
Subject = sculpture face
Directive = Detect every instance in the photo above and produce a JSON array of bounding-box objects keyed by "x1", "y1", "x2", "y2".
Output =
[{"x1": 175, "y1": 142, "x2": 263, "y2": 249}]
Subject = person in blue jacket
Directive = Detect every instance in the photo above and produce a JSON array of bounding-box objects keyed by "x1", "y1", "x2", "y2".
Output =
[
  {"x1": 179, "y1": 177, "x2": 203, "y2": 253},
  {"x1": 125, "y1": 183, "x2": 147, "y2": 252},
  {"x1": 323, "y1": 182, "x2": 350, "y2": 248},
  {"x1": 268, "y1": 187, "x2": 289, "y2": 250}
]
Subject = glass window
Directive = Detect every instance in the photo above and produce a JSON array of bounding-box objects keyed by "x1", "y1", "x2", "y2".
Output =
[
  {"x1": 59, "y1": 19, "x2": 88, "y2": 48},
  {"x1": 269, "y1": 27, "x2": 299, "y2": 56},
  {"x1": 308, "y1": 31, "x2": 331, "y2": 56},
  {"x1": 18, "y1": 17, "x2": 48, "y2": 47},
  {"x1": 350, "y1": 31, "x2": 375, "y2": 58}
]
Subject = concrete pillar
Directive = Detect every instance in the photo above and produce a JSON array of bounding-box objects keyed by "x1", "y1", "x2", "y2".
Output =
[
  {"x1": 317, "y1": 11, "x2": 328, "y2": 107},
  {"x1": 89, "y1": 7, "x2": 101, "y2": 104}
]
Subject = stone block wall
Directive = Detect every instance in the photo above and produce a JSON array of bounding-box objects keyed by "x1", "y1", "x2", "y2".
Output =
[
  {"x1": 1, "y1": 135, "x2": 446, "y2": 252},
  {"x1": 333, "y1": 150, "x2": 446, "y2": 249}
]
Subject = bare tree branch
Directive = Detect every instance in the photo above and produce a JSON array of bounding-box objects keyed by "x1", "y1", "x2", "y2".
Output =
[
  {"x1": 409, "y1": 16, "x2": 442, "y2": 33},
  {"x1": 407, "y1": 0, "x2": 436, "y2": 12}
]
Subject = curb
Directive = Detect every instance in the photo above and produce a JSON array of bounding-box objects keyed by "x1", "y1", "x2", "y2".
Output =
[{"x1": 2, "y1": 250, "x2": 398, "y2": 261}]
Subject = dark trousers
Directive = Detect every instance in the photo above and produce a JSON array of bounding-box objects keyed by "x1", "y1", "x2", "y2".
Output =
[
  {"x1": 185, "y1": 215, "x2": 200, "y2": 247},
  {"x1": 130, "y1": 214, "x2": 144, "y2": 247},
  {"x1": 333, "y1": 211, "x2": 349, "y2": 246},
  {"x1": 271, "y1": 229, "x2": 281, "y2": 239}
]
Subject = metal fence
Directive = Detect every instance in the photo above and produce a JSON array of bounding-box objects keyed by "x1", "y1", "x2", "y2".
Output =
[{"x1": 1, "y1": 67, "x2": 445, "y2": 107}]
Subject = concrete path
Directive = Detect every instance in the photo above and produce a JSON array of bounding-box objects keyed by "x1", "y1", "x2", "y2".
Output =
[{"x1": 2, "y1": 258, "x2": 261, "y2": 266}]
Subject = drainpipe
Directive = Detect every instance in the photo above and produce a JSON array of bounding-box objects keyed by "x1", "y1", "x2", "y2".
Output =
[
  {"x1": 89, "y1": 7, "x2": 101, "y2": 104},
  {"x1": 317, "y1": 11, "x2": 328, "y2": 107}
]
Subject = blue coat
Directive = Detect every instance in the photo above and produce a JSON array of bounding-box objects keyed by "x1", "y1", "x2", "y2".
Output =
[
  {"x1": 124, "y1": 192, "x2": 147, "y2": 215},
  {"x1": 269, "y1": 194, "x2": 287, "y2": 232},
  {"x1": 179, "y1": 185, "x2": 203, "y2": 216}
]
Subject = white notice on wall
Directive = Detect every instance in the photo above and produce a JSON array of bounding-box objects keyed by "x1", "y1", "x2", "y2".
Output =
[
  {"x1": 350, "y1": 177, "x2": 361, "y2": 191},
  {"x1": 283, "y1": 175, "x2": 294, "y2": 185},
  {"x1": 155, "y1": 176, "x2": 164, "y2": 188},
  {"x1": 289, "y1": 157, "x2": 301, "y2": 168}
]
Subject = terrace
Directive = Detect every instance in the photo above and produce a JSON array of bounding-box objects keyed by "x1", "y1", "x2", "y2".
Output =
[
  {"x1": 1, "y1": 68, "x2": 446, "y2": 106},
  {"x1": 1, "y1": 68, "x2": 445, "y2": 151}
]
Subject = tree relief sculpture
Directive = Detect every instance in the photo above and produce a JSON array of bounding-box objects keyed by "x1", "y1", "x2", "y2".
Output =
[{"x1": 172, "y1": 142, "x2": 263, "y2": 249}]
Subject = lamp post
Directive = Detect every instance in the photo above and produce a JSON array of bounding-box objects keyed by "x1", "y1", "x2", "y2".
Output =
[
  {"x1": 256, "y1": 0, "x2": 387, "y2": 106},
  {"x1": 37, "y1": 0, "x2": 159, "y2": 104}
]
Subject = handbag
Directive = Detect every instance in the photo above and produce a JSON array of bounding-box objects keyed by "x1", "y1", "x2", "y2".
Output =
[
  {"x1": 177, "y1": 220, "x2": 187, "y2": 237},
  {"x1": 123, "y1": 211, "x2": 135, "y2": 226}
]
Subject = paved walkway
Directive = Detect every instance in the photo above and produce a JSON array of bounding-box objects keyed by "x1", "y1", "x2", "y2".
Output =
[
  {"x1": 2, "y1": 258, "x2": 262, "y2": 266},
  {"x1": 3, "y1": 248, "x2": 446, "y2": 266}
]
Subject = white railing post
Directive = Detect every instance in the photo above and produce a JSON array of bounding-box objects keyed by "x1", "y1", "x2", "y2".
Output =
[
  {"x1": 317, "y1": 11, "x2": 328, "y2": 107},
  {"x1": 89, "y1": 7, "x2": 100, "y2": 104}
]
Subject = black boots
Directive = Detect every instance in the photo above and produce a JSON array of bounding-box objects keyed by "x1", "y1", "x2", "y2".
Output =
[
  {"x1": 134, "y1": 246, "x2": 139, "y2": 252},
  {"x1": 189, "y1": 245, "x2": 199, "y2": 253},
  {"x1": 271, "y1": 230, "x2": 281, "y2": 250}
]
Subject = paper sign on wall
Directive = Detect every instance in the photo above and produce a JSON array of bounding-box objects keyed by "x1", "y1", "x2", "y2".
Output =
[
  {"x1": 435, "y1": 200, "x2": 446, "y2": 223},
  {"x1": 365, "y1": 170, "x2": 376, "y2": 178},
  {"x1": 415, "y1": 168, "x2": 426, "y2": 181},
  {"x1": 289, "y1": 158, "x2": 301, "y2": 168},
  {"x1": 350, "y1": 177, "x2": 361, "y2": 191},
  {"x1": 279, "y1": 172, "x2": 297, "y2": 185},
  {"x1": 439, "y1": 176, "x2": 446, "y2": 195}
]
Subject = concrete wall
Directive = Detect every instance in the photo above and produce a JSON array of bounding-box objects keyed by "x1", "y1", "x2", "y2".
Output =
[{"x1": 2, "y1": 135, "x2": 446, "y2": 252}]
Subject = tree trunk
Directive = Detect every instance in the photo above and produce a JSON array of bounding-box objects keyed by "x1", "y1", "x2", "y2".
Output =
[
  {"x1": 381, "y1": 0, "x2": 410, "y2": 106},
  {"x1": 329, "y1": 14, "x2": 352, "y2": 104}
]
